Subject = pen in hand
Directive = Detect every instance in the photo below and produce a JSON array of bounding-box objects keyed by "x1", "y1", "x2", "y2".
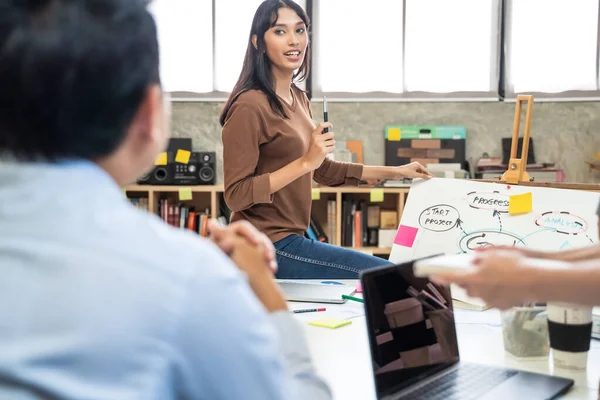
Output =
[{"x1": 323, "y1": 96, "x2": 329, "y2": 133}]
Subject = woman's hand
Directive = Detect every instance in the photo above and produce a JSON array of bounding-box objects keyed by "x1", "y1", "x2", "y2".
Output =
[
  {"x1": 302, "y1": 122, "x2": 335, "y2": 170},
  {"x1": 395, "y1": 162, "x2": 434, "y2": 180}
]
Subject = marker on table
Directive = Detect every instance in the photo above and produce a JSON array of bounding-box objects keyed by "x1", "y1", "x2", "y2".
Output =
[
  {"x1": 323, "y1": 96, "x2": 329, "y2": 133},
  {"x1": 293, "y1": 308, "x2": 326, "y2": 314},
  {"x1": 342, "y1": 294, "x2": 364, "y2": 303}
]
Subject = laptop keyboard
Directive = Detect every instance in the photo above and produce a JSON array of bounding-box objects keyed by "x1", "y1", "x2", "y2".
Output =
[{"x1": 401, "y1": 364, "x2": 518, "y2": 400}]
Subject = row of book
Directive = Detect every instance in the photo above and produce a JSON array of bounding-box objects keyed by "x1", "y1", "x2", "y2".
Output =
[
  {"x1": 341, "y1": 198, "x2": 380, "y2": 247},
  {"x1": 158, "y1": 198, "x2": 211, "y2": 236},
  {"x1": 306, "y1": 199, "x2": 387, "y2": 248}
]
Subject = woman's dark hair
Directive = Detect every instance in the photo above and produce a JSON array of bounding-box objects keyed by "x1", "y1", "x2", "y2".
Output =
[
  {"x1": 0, "y1": 0, "x2": 160, "y2": 161},
  {"x1": 219, "y1": 0, "x2": 310, "y2": 126}
]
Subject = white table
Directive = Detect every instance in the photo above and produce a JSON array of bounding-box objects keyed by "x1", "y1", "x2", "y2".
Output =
[{"x1": 289, "y1": 280, "x2": 600, "y2": 400}]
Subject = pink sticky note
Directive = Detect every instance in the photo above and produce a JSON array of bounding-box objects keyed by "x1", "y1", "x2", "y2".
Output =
[
  {"x1": 356, "y1": 281, "x2": 363, "y2": 293},
  {"x1": 394, "y1": 225, "x2": 419, "y2": 248}
]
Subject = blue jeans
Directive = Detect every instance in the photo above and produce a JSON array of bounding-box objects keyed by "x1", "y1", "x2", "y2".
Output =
[{"x1": 273, "y1": 234, "x2": 393, "y2": 279}]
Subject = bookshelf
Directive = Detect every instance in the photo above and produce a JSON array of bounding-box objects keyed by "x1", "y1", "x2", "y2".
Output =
[{"x1": 124, "y1": 184, "x2": 409, "y2": 258}]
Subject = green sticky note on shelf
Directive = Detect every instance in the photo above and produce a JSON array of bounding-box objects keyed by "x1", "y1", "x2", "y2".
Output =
[
  {"x1": 179, "y1": 188, "x2": 193, "y2": 201},
  {"x1": 308, "y1": 318, "x2": 352, "y2": 329},
  {"x1": 387, "y1": 127, "x2": 401, "y2": 141},
  {"x1": 312, "y1": 188, "x2": 320, "y2": 200},
  {"x1": 508, "y1": 192, "x2": 532, "y2": 215},
  {"x1": 370, "y1": 189, "x2": 384, "y2": 203}
]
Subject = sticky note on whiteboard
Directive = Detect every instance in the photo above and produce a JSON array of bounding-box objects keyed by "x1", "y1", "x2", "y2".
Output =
[
  {"x1": 394, "y1": 225, "x2": 418, "y2": 248},
  {"x1": 508, "y1": 192, "x2": 532, "y2": 215}
]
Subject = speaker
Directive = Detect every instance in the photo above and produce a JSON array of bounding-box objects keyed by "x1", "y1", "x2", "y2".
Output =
[
  {"x1": 137, "y1": 164, "x2": 170, "y2": 185},
  {"x1": 137, "y1": 151, "x2": 216, "y2": 185},
  {"x1": 192, "y1": 152, "x2": 216, "y2": 185}
]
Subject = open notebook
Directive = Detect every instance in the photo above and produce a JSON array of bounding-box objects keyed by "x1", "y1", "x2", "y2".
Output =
[{"x1": 276, "y1": 280, "x2": 356, "y2": 304}]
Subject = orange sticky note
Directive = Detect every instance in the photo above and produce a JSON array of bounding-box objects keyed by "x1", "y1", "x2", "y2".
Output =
[
  {"x1": 175, "y1": 149, "x2": 191, "y2": 164},
  {"x1": 154, "y1": 152, "x2": 167, "y2": 166},
  {"x1": 388, "y1": 127, "x2": 401, "y2": 141},
  {"x1": 311, "y1": 188, "x2": 320, "y2": 200},
  {"x1": 179, "y1": 188, "x2": 193, "y2": 201},
  {"x1": 508, "y1": 192, "x2": 532, "y2": 215},
  {"x1": 370, "y1": 189, "x2": 384, "y2": 203}
]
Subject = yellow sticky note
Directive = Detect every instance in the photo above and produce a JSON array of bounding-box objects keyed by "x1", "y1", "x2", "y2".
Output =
[
  {"x1": 308, "y1": 318, "x2": 352, "y2": 329},
  {"x1": 175, "y1": 149, "x2": 191, "y2": 164},
  {"x1": 178, "y1": 188, "x2": 193, "y2": 201},
  {"x1": 508, "y1": 192, "x2": 532, "y2": 215},
  {"x1": 388, "y1": 127, "x2": 401, "y2": 141},
  {"x1": 154, "y1": 152, "x2": 167, "y2": 166},
  {"x1": 311, "y1": 188, "x2": 320, "y2": 200},
  {"x1": 122, "y1": 188, "x2": 127, "y2": 196},
  {"x1": 370, "y1": 189, "x2": 384, "y2": 203}
]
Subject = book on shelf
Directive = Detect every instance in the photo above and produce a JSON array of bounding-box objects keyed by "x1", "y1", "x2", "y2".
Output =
[
  {"x1": 157, "y1": 198, "x2": 210, "y2": 237},
  {"x1": 340, "y1": 197, "x2": 379, "y2": 248}
]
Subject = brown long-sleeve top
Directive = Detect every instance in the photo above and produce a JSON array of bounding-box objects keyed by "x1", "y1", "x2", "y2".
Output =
[{"x1": 221, "y1": 86, "x2": 364, "y2": 243}]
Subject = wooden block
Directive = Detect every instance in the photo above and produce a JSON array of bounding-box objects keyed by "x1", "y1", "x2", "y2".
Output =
[{"x1": 411, "y1": 139, "x2": 441, "y2": 149}]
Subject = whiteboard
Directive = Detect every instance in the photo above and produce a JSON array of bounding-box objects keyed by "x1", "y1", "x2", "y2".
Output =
[{"x1": 390, "y1": 178, "x2": 600, "y2": 263}]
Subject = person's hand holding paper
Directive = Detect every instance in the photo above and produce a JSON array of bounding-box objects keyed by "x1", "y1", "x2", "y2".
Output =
[{"x1": 430, "y1": 250, "x2": 537, "y2": 310}]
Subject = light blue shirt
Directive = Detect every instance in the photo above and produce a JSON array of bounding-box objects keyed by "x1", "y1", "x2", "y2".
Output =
[{"x1": 0, "y1": 161, "x2": 331, "y2": 400}]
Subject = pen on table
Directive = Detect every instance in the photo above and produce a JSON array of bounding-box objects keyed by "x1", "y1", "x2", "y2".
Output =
[
  {"x1": 293, "y1": 308, "x2": 327, "y2": 314},
  {"x1": 323, "y1": 96, "x2": 329, "y2": 133},
  {"x1": 342, "y1": 294, "x2": 364, "y2": 303}
]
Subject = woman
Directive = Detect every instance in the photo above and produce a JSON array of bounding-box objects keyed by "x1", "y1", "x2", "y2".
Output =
[{"x1": 220, "y1": 0, "x2": 432, "y2": 279}]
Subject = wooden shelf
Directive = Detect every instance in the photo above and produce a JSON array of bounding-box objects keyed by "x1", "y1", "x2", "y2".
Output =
[
  {"x1": 124, "y1": 184, "x2": 406, "y2": 260},
  {"x1": 343, "y1": 246, "x2": 392, "y2": 255},
  {"x1": 125, "y1": 184, "x2": 224, "y2": 192}
]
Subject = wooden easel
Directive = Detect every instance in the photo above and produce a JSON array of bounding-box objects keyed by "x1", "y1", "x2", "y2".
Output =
[
  {"x1": 501, "y1": 95, "x2": 533, "y2": 185},
  {"x1": 479, "y1": 95, "x2": 600, "y2": 192}
]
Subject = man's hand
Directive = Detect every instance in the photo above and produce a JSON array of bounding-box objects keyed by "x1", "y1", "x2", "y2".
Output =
[
  {"x1": 224, "y1": 234, "x2": 287, "y2": 313},
  {"x1": 432, "y1": 250, "x2": 538, "y2": 310},
  {"x1": 207, "y1": 220, "x2": 277, "y2": 272}
]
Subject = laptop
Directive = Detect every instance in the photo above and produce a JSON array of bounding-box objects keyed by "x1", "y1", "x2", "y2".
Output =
[
  {"x1": 360, "y1": 261, "x2": 574, "y2": 400},
  {"x1": 276, "y1": 280, "x2": 356, "y2": 304}
]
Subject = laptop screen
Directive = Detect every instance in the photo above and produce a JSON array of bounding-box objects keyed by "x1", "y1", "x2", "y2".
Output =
[{"x1": 361, "y1": 261, "x2": 460, "y2": 397}]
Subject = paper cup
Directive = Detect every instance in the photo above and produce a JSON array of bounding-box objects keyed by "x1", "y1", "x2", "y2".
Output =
[{"x1": 547, "y1": 302, "x2": 593, "y2": 370}]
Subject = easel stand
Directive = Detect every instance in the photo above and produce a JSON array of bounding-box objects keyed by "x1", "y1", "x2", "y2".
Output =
[
  {"x1": 501, "y1": 95, "x2": 533, "y2": 185},
  {"x1": 480, "y1": 95, "x2": 600, "y2": 192}
]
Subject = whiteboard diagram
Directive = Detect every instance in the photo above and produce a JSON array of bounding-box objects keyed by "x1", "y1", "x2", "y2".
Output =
[{"x1": 390, "y1": 179, "x2": 600, "y2": 264}]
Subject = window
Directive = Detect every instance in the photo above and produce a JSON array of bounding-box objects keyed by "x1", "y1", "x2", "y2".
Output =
[
  {"x1": 505, "y1": 0, "x2": 600, "y2": 98},
  {"x1": 312, "y1": 0, "x2": 500, "y2": 99},
  {"x1": 313, "y1": 0, "x2": 404, "y2": 96},
  {"x1": 149, "y1": 0, "x2": 213, "y2": 94},
  {"x1": 404, "y1": 0, "x2": 500, "y2": 96},
  {"x1": 214, "y1": 0, "x2": 264, "y2": 92}
]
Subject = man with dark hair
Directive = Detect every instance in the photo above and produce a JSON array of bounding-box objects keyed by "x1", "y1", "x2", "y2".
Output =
[{"x1": 0, "y1": 1, "x2": 331, "y2": 399}]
